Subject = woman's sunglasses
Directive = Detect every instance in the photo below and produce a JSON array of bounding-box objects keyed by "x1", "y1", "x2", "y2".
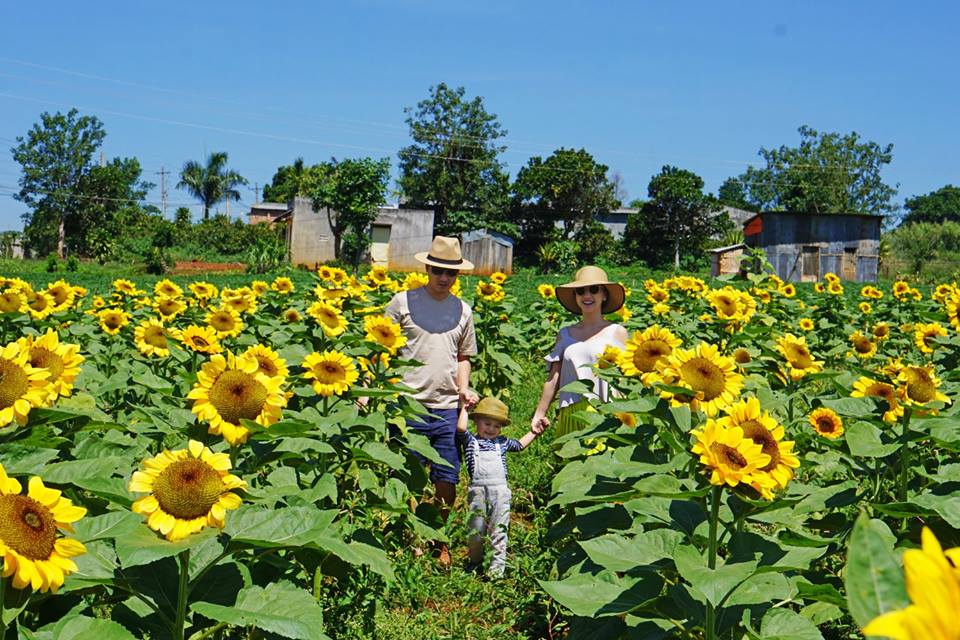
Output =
[
  {"x1": 575, "y1": 285, "x2": 603, "y2": 296},
  {"x1": 429, "y1": 266, "x2": 460, "y2": 277}
]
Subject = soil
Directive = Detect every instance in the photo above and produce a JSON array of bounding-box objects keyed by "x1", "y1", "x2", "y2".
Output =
[{"x1": 171, "y1": 260, "x2": 247, "y2": 274}]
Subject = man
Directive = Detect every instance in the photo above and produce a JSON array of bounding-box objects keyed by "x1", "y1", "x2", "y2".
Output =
[{"x1": 385, "y1": 236, "x2": 479, "y2": 564}]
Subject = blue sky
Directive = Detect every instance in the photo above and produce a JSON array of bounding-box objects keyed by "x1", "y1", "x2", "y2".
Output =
[{"x1": 0, "y1": 1, "x2": 957, "y2": 230}]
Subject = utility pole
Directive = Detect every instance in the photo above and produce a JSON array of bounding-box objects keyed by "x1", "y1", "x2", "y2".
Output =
[
  {"x1": 249, "y1": 183, "x2": 260, "y2": 204},
  {"x1": 156, "y1": 167, "x2": 169, "y2": 216}
]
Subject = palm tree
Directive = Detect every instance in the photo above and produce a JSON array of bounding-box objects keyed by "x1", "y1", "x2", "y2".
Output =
[{"x1": 177, "y1": 152, "x2": 248, "y2": 220}]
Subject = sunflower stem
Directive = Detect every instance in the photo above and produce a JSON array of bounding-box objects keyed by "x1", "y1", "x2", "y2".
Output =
[
  {"x1": 0, "y1": 575, "x2": 6, "y2": 640},
  {"x1": 705, "y1": 485, "x2": 723, "y2": 640},
  {"x1": 897, "y1": 407, "x2": 914, "y2": 510},
  {"x1": 174, "y1": 549, "x2": 190, "y2": 640}
]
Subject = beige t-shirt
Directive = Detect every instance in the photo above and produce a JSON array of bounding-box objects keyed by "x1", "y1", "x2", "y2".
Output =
[{"x1": 385, "y1": 288, "x2": 478, "y2": 409}]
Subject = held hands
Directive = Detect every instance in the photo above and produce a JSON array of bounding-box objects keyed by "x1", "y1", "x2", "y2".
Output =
[
  {"x1": 530, "y1": 414, "x2": 549, "y2": 434},
  {"x1": 460, "y1": 388, "x2": 480, "y2": 410}
]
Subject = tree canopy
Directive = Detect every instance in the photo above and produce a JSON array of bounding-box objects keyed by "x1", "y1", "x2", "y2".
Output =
[
  {"x1": 511, "y1": 147, "x2": 619, "y2": 242},
  {"x1": 734, "y1": 125, "x2": 897, "y2": 216},
  {"x1": 177, "y1": 151, "x2": 247, "y2": 220},
  {"x1": 262, "y1": 157, "x2": 326, "y2": 203},
  {"x1": 624, "y1": 165, "x2": 727, "y2": 269},
  {"x1": 901, "y1": 184, "x2": 960, "y2": 225},
  {"x1": 398, "y1": 83, "x2": 508, "y2": 235}
]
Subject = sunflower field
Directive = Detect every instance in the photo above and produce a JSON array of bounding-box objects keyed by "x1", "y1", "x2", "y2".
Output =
[{"x1": 0, "y1": 264, "x2": 958, "y2": 639}]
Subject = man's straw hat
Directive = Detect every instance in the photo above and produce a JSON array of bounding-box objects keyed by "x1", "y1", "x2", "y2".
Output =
[
  {"x1": 415, "y1": 236, "x2": 475, "y2": 271},
  {"x1": 470, "y1": 396, "x2": 510, "y2": 426},
  {"x1": 555, "y1": 266, "x2": 626, "y2": 315}
]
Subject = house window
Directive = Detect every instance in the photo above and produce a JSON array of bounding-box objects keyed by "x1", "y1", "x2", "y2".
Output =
[{"x1": 802, "y1": 246, "x2": 819, "y2": 279}]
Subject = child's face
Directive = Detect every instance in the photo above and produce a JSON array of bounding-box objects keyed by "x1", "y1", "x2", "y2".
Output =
[{"x1": 475, "y1": 416, "x2": 505, "y2": 439}]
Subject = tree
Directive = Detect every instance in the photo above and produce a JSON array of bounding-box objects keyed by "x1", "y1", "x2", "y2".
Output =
[
  {"x1": 511, "y1": 148, "x2": 620, "y2": 241},
  {"x1": 308, "y1": 157, "x2": 390, "y2": 267},
  {"x1": 262, "y1": 157, "x2": 323, "y2": 203},
  {"x1": 625, "y1": 166, "x2": 727, "y2": 269},
  {"x1": 902, "y1": 185, "x2": 960, "y2": 225},
  {"x1": 398, "y1": 83, "x2": 509, "y2": 234},
  {"x1": 735, "y1": 125, "x2": 897, "y2": 216},
  {"x1": 717, "y1": 177, "x2": 752, "y2": 210},
  {"x1": 177, "y1": 152, "x2": 247, "y2": 220},
  {"x1": 12, "y1": 109, "x2": 106, "y2": 257}
]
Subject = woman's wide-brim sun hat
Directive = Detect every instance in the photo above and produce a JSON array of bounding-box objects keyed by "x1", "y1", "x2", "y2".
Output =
[
  {"x1": 470, "y1": 396, "x2": 510, "y2": 426},
  {"x1": 414, "y1": 236, "x2": 475, "y2": 271},
  {"x1": 555, "y1": 266, "x2": 626, "y2": 315}
]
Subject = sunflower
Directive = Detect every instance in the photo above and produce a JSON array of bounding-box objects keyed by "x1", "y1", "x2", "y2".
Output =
[
  {"x1": 129, "y1": 440, "x2": 245, "y2": 541},
  {"x1": 778, "y1": 283, "x2": 796, "y2": 298},
  {"x1": 403, "y1": 272, "x2": 430, "y2": 291},
  {"x1": 690, "y1": 419, "x2": 775, "y2": 496},
  {"x1": 25, "y1": 291, "x2": 56, "y2": 320},
  {"x1": 827, "y1": 281, "x2": 844, "y2": 295},
  {"x1": 241, "y1": 344, "x2": 289, "y2": 381},
  {"x1": 134, "y1": 319, "x2": 180, "y2": 357},
  {"x1": 892, "y1": 280, "x2": 911, "y2": 299},
  {"x1": 152, "y1": 295, "x2": 186, "y2": 322},
  {"x1": 248, "y1": 280, "x2": 268, "y2": 297},
  {"x1": 776, "y1": 334, "x2": 824, "y2": 381},
  {"x1": 180, "y1": 325, "x2": 223, "y2": 355},
  {"x1": 646, "y1": 286, "x2": 670, "y2": 305},
  {"x1": 720, "y1": 397, "x2": 798, "y2": 490},
  {"x1": 153, "y1": 279, "x2": 183, "y2": 299},
  {"x1": 318, "y1": 265, "x2": 335, "y2": 281},
  {"x1": 732, "y1": 348, "x2": 752, "y2": 365},
  {"x1": 615, "y1": 412, "x2": 637, "y2": 428},
  {"x1": 476, "y1": 281, "x2": 505, "y2": 303},
  {"x1": 0, "y1": 289, "x2": 26, "y2": 314},
  {"x1": 618, "y1": 325, "x2": 683, "y2": 381},
  {"x1": 488, "y1": 271, "x2": 507, "y2": 285},
  {"x1": 307, "y1": 301, "x2": 348, "y2": 337},
  {"x1": 0, "y1": 342, "x2": 53, "y2": 428},
  {"x1": 824, "y1": 272, "x2": 840, "y2": 284},
  {"x1": 651, "y1": 303, "x2": 669, "y2": 316},
  {"x1": 0, "y1": 465, "x2": 86, "y2": 592},
  {"x1": 17, "y1": 331, "x2": 84, "y2": 401},
  {"x1": 189, "y1": 281, "x2": 219, "y2": 301},
  {"x1": 188, "y1": 352, "x2": 287, "y2": 445},
  {"x1": 813, "y1": 282, "x2": 826, "y2": 293},
  {"x1": 708, "y1": 287, "x2": 756, "y2": 324},
  {"x1": 861, "y1": 285, "x2": 884, "y2": 300},
  {"x1": 859, "y1": 302, "x2": 873, "y2": 315},
  {"x1": 44, "y1": 280, "x2": 76, "y2": 312},
  {"x1": 302, "y1": 350, "x2": 359, "y2": 397},
  {"x1": 271, "y1": 276, "x2": 295, "y2": 294},
  {"x1": 537, "y1": 283, "x2": 556, "y2": 300},
  {"x1": 862, "y1": 527, "x2": 960, "y2": 640},
  {"x1": 898, "y1": 365, "x2": 951, "y2": 407},
  {"x1": 753, "y1": 288, "x2": 772, "y2": 305},
  {"x1": 808, "y1": 407, "x2": 844, "y2": 439},
  {"x1": 365, "y1": 266, "x2": 391, "y2": 288},
  {"x1": 328, "y1": 267, "x2": 349, "y2": 286},
  {"x1": 97, "y1": 309, "x2": 131, "y2": 336},
  {"x1": 798, "y1": 318, "x2": 814, "y2": 331},
  {"x1": 882, "y1": 357, "x2": 905, "y2": 380},
  {"x1": 282, "y1": 308, "x2": 302, "y2": 323},
  {"x1": 873, "y1": 322, "x2": 891, "y2": 340},
  {"x1": 113, "y1": 278, "x2": 143, "y2": 296},
  {"x1": 914, "y1": 322, "x2": 947, "y2": 354},
  {"x1": 852, "y1": 376, "x2": 904, "y2": 423},
  {"x1": 222, "y1": 292, "x2": 258, "y2": 315},
  {"x1": 91, "y1": 295, "x2": 107, "y2": 310},
  {"x1": 363, "y1": 315, "x2": 407, "y2": 354},
  {"x1": 596, "y1": 345, "x2": 623, "y2": 370},
  {"x1": 206, "y1": 307, "x2": 245, "y2": 339},
  {"x1": 849, "y1": 331, "x2": 878, "y2": 359},
  {"x1": 656, "y1": 343, "x2": 744, "y2": 416}
]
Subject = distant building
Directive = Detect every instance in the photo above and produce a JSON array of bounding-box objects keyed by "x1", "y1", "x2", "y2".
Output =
[
  {"x1": 743, "y1": 212, "x2": 881, "y2": 282},
  {"x1": 462, "y1": 229, "x2": 513, "y2": 276},
  {"x1": 709, "y1": 243, "x2": 748, "y2": 277},
  {"x1": 247, "y1": 202, "x2": 290, "y2": 226},
  {"x1": 272, "y1": 197, "x2": 435, "y2": 271}
]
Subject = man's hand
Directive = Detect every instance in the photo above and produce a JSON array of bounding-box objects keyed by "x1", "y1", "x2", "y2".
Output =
[
  {"x1": 531, "y1": 414, "x2": 549, "y2": 432},
  {"x1": 460, "y1": 388, "x2": 479, "y2": 409}
]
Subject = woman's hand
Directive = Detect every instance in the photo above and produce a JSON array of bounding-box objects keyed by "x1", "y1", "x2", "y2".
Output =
[{"x1": 531, "y1": 414, "x2": 550, "y2": 431}]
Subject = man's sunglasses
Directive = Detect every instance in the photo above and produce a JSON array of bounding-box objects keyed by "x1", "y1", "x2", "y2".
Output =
[
  {"x1": 429, "y1": 266, "x2": 460, "y2": 277},
  {"x1": 575, "y1": 285, "x2": 603, "y2": 296}
]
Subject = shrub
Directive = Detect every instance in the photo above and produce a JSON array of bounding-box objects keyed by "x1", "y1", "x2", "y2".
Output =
[
  {"x1": 66, "y1": 256, "x2": 80, "y2": 272},
  {"x1": 44, "y1": 252, "x2": 60, "y2": 272},
  {"x1": 535, "y1": 240, "x2": 578, "y2": 274}
]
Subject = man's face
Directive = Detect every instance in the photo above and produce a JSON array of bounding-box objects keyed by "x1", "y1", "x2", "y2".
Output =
[{"x1": 426, "y1": 265, "x2": 459, "y2": 295}]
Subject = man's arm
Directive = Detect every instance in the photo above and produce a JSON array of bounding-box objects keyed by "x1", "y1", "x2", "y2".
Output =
[{"x1": 456, "y1": 356, "x2": 478, "y2": 408}]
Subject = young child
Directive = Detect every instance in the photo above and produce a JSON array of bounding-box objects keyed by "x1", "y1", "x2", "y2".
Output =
[{"x1": 457, "y1": 396, "x2": 544, "y2": 578}]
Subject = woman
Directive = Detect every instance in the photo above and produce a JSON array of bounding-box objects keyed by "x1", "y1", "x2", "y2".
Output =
[{"x1": 531, "y1": 266, "x2": 628, "y2": 436}]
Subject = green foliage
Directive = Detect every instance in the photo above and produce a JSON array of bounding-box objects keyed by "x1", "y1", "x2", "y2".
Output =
[
  {"x1": 572, "y1": 220, "x2": 614, "y2": 264},
  {"x1": 11, "y1": 109, "x2": 107, "y2": 257},
  {"x1": 535, "y1": 240, "x2": 578, "y2": 274},
  {"x1": 44, "y1": 252, "x2": 60, "y2": 273},
  {"x1": 624, "y1": 165, "x2": 728, "y2": 269},
  {"x1": 902, "y1": 184, "x2": 960, "y2": 225},
  {"x1": 144, "y1": 246, "x2": 174, "y2": 275},
  {"x1": 718, "y1": 176, "x2": 752, "y2": 210},
  {"x1": 263, "y1": 157, "x2": 326, "y2": 203},
  {"x1": 398, "y1": 83, "x2": 509, "y2": 234},
  {"x1": 888, "y1": 221, "x2": 947, "y2": 275},
  {"x1": 244, "y1": 225, "x2": 288, "y2": 274},
  {"x1": 65, "y1": 255, "x2": 80, "y2": 272},
  {"x1": 511, "y1": 147, "x2": 620, "y2": 244},
  {"x1": 735, "y1": 125, "x2": 898, "y2": 216},
  {"x1": 177, "y1": 151, "x2": 247, "y2": 220}
]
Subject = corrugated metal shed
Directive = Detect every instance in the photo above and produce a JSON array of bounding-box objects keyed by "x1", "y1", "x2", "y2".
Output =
[{"x1": 462, "y1": 229, "x2": 514, "y2": 276}]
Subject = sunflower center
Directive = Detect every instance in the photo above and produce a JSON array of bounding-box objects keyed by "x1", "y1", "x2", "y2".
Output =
[
  {"x1": 0, "y1": 358, "x2": 30, "y2": 409},
  {"x1": 104, "y1": 315, "x2": 123, "y2": 330},
  {"x1": 739, "y1": 420, "x2": 781, "y2": 471},
  {"x1": 816, "y1": 417, "x2": 838, "y2": 433},
  {"x1": 711, "y1": 443, "x2": 747, "y2": 470},
  {"x1": 152, "y1": 459, "x2": 225, "y2": 520},
  {"x1": 192, "y1": 336, "x2": 209, "y2": 348},
  {"x1": 905, "y1": 371, "x2": 936, "y2": 403},
  {"x1": 211, "y1": 314, "x2": 235, "y2": 331},
  {"x1": 715, "y1": 297, "x2": 737, "y2": 315},
  {"x1": 29, "y1": 296, "x2": 49, "y2": 312},
  {"x1": 733, "y1": 349, "x2": 751, "y2": 364},
  {"x1": 29, "y1": 347, "x2": 65, "y2": 382},
  {"x1": 49, "y1": 287, "x2": 69, "y2": 305},
  {"x1": 209, "y1": 370, "x2": 268, "y2": 424},
  {"x1": 852, "y1": 337, "x2": 873, "y2": 354},
  {"x1": 256, "y1": 356, "x2": 278, "y2": 377},
  {"x1": 0, "y1": 494, "x2": 57, "y2": 560},
  {"x1": 679, "y1": 358, "x2": 725, "y2": 401},
  {"x1": 0, "y1": 292, "x2": 21, "y2": 312},
  {"x1": 634, "y1": 341, "x2": 671, "y2": 372}
]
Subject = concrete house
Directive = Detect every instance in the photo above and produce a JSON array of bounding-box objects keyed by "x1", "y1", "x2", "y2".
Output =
[
  {"x1": 743, "y1": 212, "x2": 882, "y2": 282},
  {"x1": 267, "y1": 197, "x2": 435, "y2": 271}
]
